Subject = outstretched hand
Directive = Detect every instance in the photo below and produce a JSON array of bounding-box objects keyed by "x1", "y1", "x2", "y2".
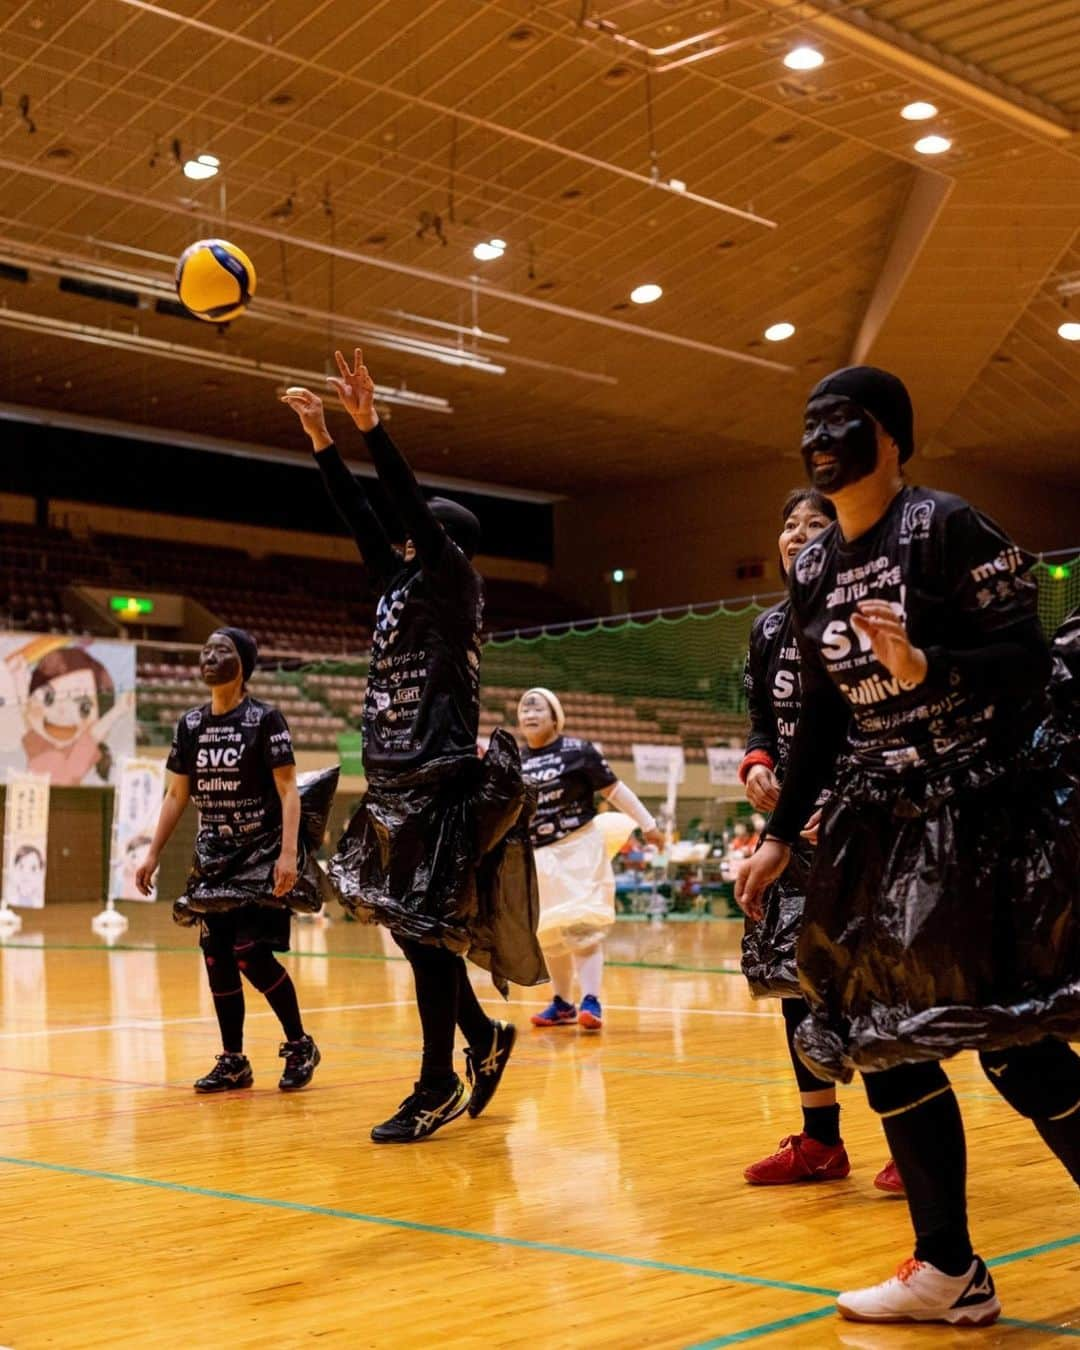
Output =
[
  {"x1": 280, "y1": 387, "x2": 332, "y2": 451},
  {"x1": 852, "y1": 601, "x2": 927, "y2": 687},
  {"x1": 327, "y1": 348, "x2": 378, "y2": 432}
]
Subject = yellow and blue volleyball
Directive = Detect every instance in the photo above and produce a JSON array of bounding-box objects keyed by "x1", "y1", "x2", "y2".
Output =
[{"x1": 175, "y1": 238, "x2": 256, "y2": 322}]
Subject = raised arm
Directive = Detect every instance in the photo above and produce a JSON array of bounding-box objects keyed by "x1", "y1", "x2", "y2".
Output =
[
  {"x1": 281, "y1": 386, "x2": 398, "y2": 580},
  {"x1": 327, "y1": 349, "x2": 448, "y2": 568}
]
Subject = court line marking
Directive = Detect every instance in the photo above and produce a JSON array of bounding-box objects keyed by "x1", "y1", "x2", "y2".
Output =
[
  {"x1": 684, "y1": 1306, "x2": 834, "y2": 1348},
  {"x1": 0, "y1": 999, "x2": 777, "y2": 1044},
  {"x1": 684, "y1": 1308, "x2": 1080, "y2": 1348},
  {"x1": 1, "y1": 1152, "x2": 1077, "y2": 1338},
  {"x1": 0, "y1": 940, "x2": 746, "y2": 977},
  {"x1": 0, "y1": 1152, "x2": 842, "y2": 1298}
]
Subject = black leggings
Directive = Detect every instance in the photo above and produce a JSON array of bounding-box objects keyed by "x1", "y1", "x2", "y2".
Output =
[
  {"x1": 200, "y1": 924, "x2": 304, "y2": 1050},
  {"x1": 782, "y1": 998, "x2": 835, "y2": 1094},
  {"x1": 396, "y1": 937, "x2": 493, "y2": 1090},
  {"x1": 862, "y1": 1038, "x2": 1080, "y2": 1272}
]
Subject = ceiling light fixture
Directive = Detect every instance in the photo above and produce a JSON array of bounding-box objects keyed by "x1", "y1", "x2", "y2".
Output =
[
  {"x1": 901, "y1": 101, "x2": 938, "y2": 121},
  {"x1": 914, "y1": 134, "x2": 951, "y2": 155},
  {"x1": 1058, "y1": 321, "x2": 1080, "y2": 342},
  {"x1": 630, "y1": 283, "x2": 663, "y2": 305},
  {"x1": 472, "y1": 237, "x2": 506, "y2": 262},
  {"x1": 183, "y1": 153, "x2": 220, "y2": 180},
  {"x1": 784, "y1": 46, "x2": 824, "y2": 71},
  {"x1": 764, "y1": 321, "x2": 796, "y2": 342}
]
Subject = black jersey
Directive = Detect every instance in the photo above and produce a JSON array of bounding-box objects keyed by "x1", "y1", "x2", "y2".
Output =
[
  {"x1": 167, "y1": 697, "x2": 295, "y2": 838},
  {"x1": 363, "y1": 551, "x2": 483, "y2": 769},
  {"x1": 744, "y1": 600, "x2": 802, "y2": 780},
  {"x1": 520, "y1": 736, "x2": 618, "y2": 847},
  {"x1": 789, "y1": 486, "x2": 1040, "y2": 776},
  {"x1": 314, "y1": 432, "x2": 482, "y2": 772}
]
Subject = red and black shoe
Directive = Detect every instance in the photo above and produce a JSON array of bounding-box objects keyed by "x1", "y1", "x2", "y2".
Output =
[{"x1": 874, "y1": 1157, "x2": 906, "y2": 1195}]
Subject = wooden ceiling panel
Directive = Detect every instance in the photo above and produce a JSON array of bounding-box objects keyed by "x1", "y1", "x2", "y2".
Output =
[{"x1": 0, "y1": 0, "x2": 1075, "y2": 495}]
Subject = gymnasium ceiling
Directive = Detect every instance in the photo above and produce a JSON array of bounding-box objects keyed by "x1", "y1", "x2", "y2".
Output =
[{"x1": 0, "y1": 0, "x2": 1078, "y2": 495}]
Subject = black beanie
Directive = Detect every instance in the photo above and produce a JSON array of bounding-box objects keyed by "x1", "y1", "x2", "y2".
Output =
[
  {"x1": 430, "y1": 497, "x2": 481, "y2": 559},
  {"x1": 808, "y1": 365, "x2": 915, "y2": 463},
  {"x1": 213, "y1": 627, "x2": 258, "y2": 681}
]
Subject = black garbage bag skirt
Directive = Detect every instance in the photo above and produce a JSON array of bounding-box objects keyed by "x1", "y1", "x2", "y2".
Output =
[
  {"x1": 331, "y1": 728, "x2": 545, "y2": 993},
  {"x1": 173, "y1": 766, "x2": 340, "y2": 927},
  {"x1": 741, "y1": 843, "x2": 812, "y2": 998},
  {"x1": 793, "y1": 749, "x2": 1080, "y2": 1083}
]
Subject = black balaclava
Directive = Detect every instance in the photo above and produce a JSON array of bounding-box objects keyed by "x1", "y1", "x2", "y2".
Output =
[
  {"x1": 210, "y1": 627, "x2": 258, "y2": 683},
  {"x1": 429, "y1": 497, "x2": 481, "y2": 559},
  {"x1": 802, "y1": 365, "x2": 915, "y2": 493}
]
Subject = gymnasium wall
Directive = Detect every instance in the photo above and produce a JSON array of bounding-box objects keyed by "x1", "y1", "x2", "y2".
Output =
[{"x1": 553, "y1": 460, "x2": 1080, "y2": 615}]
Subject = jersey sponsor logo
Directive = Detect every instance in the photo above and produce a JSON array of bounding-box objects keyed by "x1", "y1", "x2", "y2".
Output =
[
  {"x1": 794, "y1": 542, "x2": 827, "y2": 585},
  {"x1": 838, "y1": 671, "x2": 920, "y2": 704},
  {"x1": 269, "y1": 730, "x2": 292, "y2": 745},
  {"x1": 195, "y1": 747, "x2": 242, "y2": 769},
  {"x1": 196, "y1": 776, "x2": 242, "y2": 793},
  {"x1": 899, "y1": 497, "x2": 935, "y2": 543},
  {"x1": 821, "y1": 595, "x2": 906, "y2": 661},
  {"x1": 185, "y1": 709, "x2": 202, "y2": 729},
  {"x1": 970, "y1": 545, "x2": 1024, "y2": 584},
  {"x1": 761, "y1": 610, "x2": 785, "y2": 640},
  {"x1": 771, "y1": 669, "x2": 798, "y2": 700},
  {"x1": 242, "y1": 704, "x2": 262, "y2": 725},
  {"x1": 776, "y1": 717, "x2": 796, "y2": 740}
]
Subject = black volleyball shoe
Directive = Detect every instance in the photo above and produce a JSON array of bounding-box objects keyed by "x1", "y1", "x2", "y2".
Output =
[
  {"x1": 464, "y1": 1020, "x2": 517, "y2": 1118},
  {"x1": 194, "y1": 1053, "x2": 254, "y2": 1094},
  {"x1": 370, "y1": 1077, "x2": 469, "y2": 1143},
  {"x1": 278, "y1": 1035, "x2": 321, "y2": 1091}
]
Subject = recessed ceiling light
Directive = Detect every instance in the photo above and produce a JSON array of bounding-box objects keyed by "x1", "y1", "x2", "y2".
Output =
[
  {"x1": 902, "y1": 100, "x2": 938, "y2": 121},
  {"x1": 1058, "y1": 321, "x2": 1080, "y2": 341},
  {"x1": 473, "y1": 238, "x2": 506, "y2": 262},
  {"x1": 630, "y1": 283, "x2": 663, "y2": 304},
  {"x1": 764, "y1": 322, "x2": 796, "y2": 342},
  {"x1": 183, "y1": 153, "x2": 220, "y2": 180},
  {"x1": 914, "y1": 134, "x2": 951, "y2": 155},
  {"x1": 784, "y1": 46, "x2": 824, "y2": 71}
]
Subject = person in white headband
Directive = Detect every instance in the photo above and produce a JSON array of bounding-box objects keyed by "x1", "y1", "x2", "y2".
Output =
[{"x1": 517, "y1": 687, "x2": 662, "y2": 1030}]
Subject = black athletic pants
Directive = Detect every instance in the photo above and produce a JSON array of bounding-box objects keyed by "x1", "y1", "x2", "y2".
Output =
[{"x1": 396, "y1": 936, "x2": 493, "y2": 1091}]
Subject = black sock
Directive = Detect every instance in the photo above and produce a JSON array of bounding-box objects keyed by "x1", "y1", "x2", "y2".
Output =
[
  {"x1": 400, "y1": 939, "x2": 459, "y2": 1092},
  {"x1": 455, "y1": 957, "x2": 493, "y2": 1050},
  {"x1": 1034, "y1": 1112, "x2": 1080, "y2": 1186},
  {"x1": 803, "y1": 1103, "x2": 841, "y2": 1146},
  {"x1": 203, "y1": 952, "x2": 245, "y2": 1054},
  {"x1": 880, "y1": 1088, "x2": 972, "y2": 1276},
  {"x1": 236, "y1": 943, "x2": 305, "y2": 1042}
]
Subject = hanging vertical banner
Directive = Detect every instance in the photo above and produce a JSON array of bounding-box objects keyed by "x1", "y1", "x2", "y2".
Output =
[
  {"x1": 108, "y1": 757, "x2": 166, "y2": 901},
  {"x1": 2, "y1": 770, "x2": 51, "y2": 909}
]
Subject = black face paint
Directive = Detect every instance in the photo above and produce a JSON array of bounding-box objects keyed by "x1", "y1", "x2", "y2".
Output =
[
  {"x1": 801, "y1": 395, "x2": 880, "y2": 494},
  {"x1": 200, "y1": 639, "x2": 242, "y2": 688}
]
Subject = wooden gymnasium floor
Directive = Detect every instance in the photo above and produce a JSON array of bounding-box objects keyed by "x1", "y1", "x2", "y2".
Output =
[{"x1": 0, "y1": 905, "x2": 1076, "y2": 1350}]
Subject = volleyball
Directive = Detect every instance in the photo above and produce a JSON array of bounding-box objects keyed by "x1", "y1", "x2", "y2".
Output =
[{"x1": 174, "y1": 238, "x2": 256, "y2": 322}]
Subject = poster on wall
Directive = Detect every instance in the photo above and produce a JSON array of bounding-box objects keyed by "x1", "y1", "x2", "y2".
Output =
[
  {"x1": 0, "y1": 634, "x2": 136, "y2": 787},
  {"x1": 2, "y1": 770, "x2": 51, "y2": 909},
  {"x1": 108, "y1": 757, "x2": 166, "y2": 902},
  {"x1": 706, "y1": 746, "x2": 747, "y2": 786}
]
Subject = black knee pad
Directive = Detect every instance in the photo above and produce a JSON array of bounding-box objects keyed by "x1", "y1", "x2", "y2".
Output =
[
  {"x1": 863, "y1": 1061, "x2": 951, "y2": 1117},
  {"x1": 233, "y1": 939, "x2": 284, "y2": 993},
  {"x1": 980, "y1": 1039, "x2": 1080, "y2": 1121}
]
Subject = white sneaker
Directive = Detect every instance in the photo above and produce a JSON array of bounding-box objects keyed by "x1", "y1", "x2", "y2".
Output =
[{"x1": 837, "y1": 1256, "x2": 1001, "y2": 1326}]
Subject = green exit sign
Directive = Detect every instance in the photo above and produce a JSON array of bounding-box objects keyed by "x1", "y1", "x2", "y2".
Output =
[{"x1": 110, "y1": 595, "x2": 155, "y2": 615}]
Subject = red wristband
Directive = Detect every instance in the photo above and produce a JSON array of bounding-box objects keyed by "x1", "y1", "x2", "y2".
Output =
[{"x1": 738, "y1": 750, "x2": 775, "y2": 785}]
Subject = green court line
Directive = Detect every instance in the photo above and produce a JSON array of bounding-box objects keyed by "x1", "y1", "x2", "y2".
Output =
[
  {"x1": 684, "y1": 1306, "x2": 834, "y2": 1348},
  {"x1": 0, "y1": 1152, "x2": 839, "y2": 1299},
  {"x1": 988, "y1": 1232, "x2": 1080, "y2": 1267},
  {"x1": 1000, "y1": 1318, "x2": 1080, "y2": 1338},
  {"x1": 0, "y1": 940, "x2": 746, "y2": 976}
]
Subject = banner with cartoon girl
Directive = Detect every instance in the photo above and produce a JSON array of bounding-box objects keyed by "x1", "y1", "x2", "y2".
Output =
[
  {"x1": 0, "y1": 634, "x2": 136, "y2": 787},
  {"x1": 2, "y1": 771, "x2": 50, "y2": 909},
  {"x1": 109, "y1": 757, "x2": 166, "y2": 901}
]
